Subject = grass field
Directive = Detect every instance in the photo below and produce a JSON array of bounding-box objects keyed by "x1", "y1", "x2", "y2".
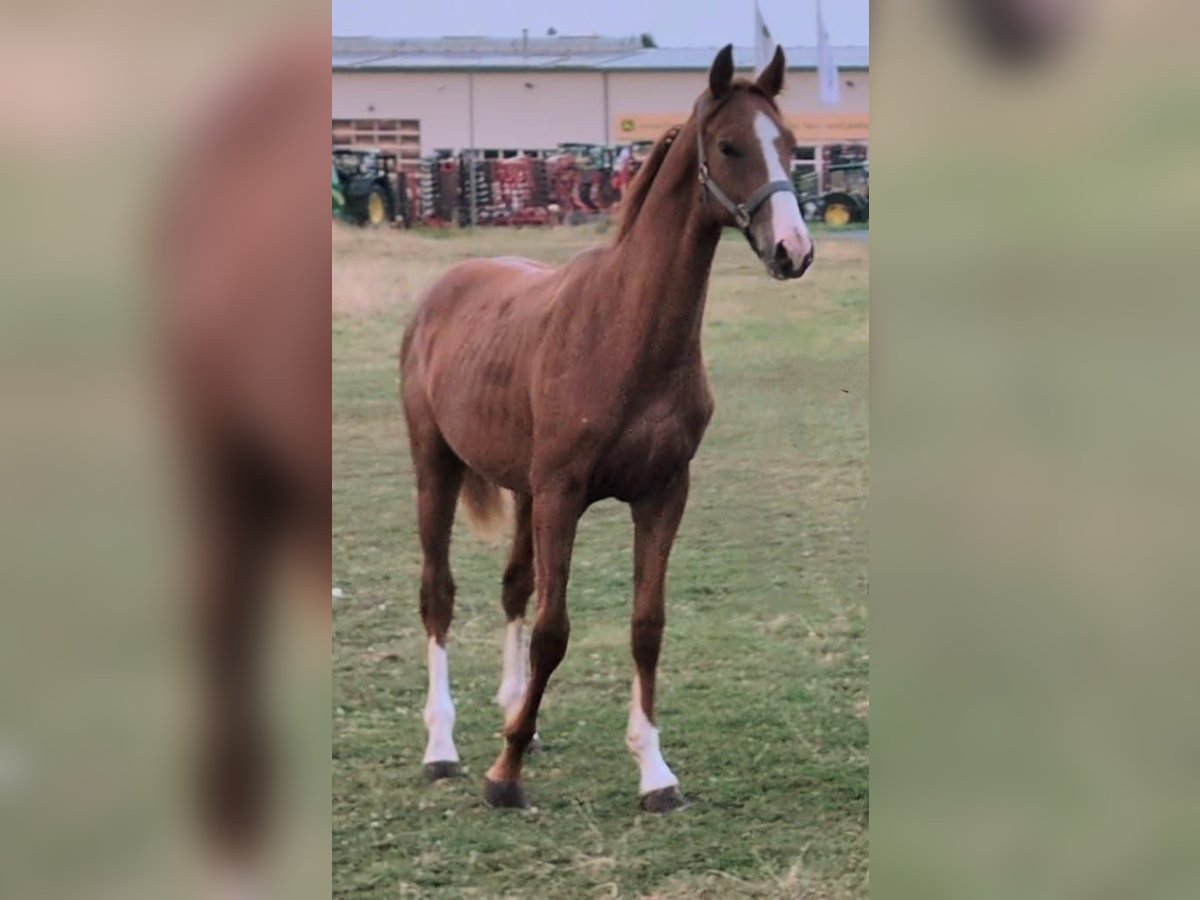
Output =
[{"x1": 332, "y1": 223, "x2": 869, "y2": 898}]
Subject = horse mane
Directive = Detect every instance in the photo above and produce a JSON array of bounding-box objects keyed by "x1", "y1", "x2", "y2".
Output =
[{"x1": 614, "y1": 124, "x2": 684, "y2": 243}]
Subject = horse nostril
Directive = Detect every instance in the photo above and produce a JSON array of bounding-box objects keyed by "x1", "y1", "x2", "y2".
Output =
[
  {"x1": 798, "y1": 246, "x2": 815, "y2": 277},
  {"x1": 774, "y1": 241, "x2": 794, "y2": 276}
]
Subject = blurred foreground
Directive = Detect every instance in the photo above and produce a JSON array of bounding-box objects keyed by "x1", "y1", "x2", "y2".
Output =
[
  {"x1": 0, "y1": 5, "x2": 328, "y2": 898},
  {"x1": 874, "y1": 1, "x2": 1200, "y2": 897}
]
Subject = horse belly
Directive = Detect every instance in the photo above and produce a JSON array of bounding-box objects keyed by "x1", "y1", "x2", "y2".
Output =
[{"x1": 437, "y1": 397, "x2": 533, "y2": 492}]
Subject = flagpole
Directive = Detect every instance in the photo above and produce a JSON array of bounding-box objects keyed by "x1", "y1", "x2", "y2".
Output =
[
  {"x1": 816, "y1": 0, "x2": 840, "y2": 107},
  {"x1": 754, "y1": 0, "x2": 774, "y2": 75}
]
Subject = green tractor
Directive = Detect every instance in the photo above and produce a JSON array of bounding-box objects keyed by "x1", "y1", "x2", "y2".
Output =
[
  {"x1": 794, "y1": 158, "x2": 870, "y2": 227},
  {"x1": 332, "y1": 162, "x2": 347, "y2": 221},
  {"x1": 332, "y1": 148, "x2": 408, "y2": 227},
  {"x1": 817, "y1": 160, "x2": 869, "y2": 227}
]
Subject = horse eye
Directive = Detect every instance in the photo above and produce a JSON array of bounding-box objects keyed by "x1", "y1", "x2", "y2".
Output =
[{"x1": 718, "y1": 140, "x2": 740, "y2": 158}]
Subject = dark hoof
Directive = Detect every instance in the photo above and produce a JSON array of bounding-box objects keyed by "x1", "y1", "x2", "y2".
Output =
[
  {"x1": 639, "y1": 785, "x2": 687, "y2": 813},
  {"x1": 423, "y1": 760, "x2": 460, "y2": 781},
  {"x1": 483, "y1": 777, "x2": 528, "y2": 809}
]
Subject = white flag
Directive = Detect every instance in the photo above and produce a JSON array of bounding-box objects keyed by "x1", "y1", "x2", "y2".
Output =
[
  {"x1": 754, "y1": 1, "x2": 774, "y2": 75},
  {"x1": 816, "y1": 0, "x2": 840, "y2": 106}
]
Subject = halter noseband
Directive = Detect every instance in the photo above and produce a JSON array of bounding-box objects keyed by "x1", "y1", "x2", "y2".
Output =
[{"x1": 694, "y1": 96, "x2": 797, "y2": 232}]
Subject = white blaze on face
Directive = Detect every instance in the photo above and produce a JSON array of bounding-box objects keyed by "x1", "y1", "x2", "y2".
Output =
[
  {"x1": 626, "y1": 676, "x2": 679, "y2": 794},
  {"x1": 753, "y1": 111, "x2": 813, "y2": 263},
  {"x1": 422, "y1": 637, "x2": 459, "y2": 764},
  {"x1": 495, "y1": 619, "x2": 527, "y2": 725}
]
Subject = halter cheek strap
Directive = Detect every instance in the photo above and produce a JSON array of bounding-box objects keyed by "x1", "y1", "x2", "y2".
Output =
[{"x1": 694, "y1": 98, "x2": 797, "y2": 231}]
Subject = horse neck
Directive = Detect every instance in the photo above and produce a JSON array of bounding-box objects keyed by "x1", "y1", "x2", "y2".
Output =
[{"x1": 612, "y1": 121, "x2": 722, "y2": 368}]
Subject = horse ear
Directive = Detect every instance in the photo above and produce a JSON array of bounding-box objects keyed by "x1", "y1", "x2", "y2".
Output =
[
  {"x1": 756, "y1": 45, "x2": 786, "y2": 97},
  {"x1": 708, "y1": 44, "x2": 735, "y2": 98}
]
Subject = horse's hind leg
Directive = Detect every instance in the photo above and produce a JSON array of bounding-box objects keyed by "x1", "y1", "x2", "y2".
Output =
[
  {"x1": 484, "y1": 487, "x2": 584, "y2": 808},
  {"x1": 405, "y1": 396, "x2": 465, "y2": 780},
  {"x1": 494, "y1": 494, "x2": 540, "y2": 751}
]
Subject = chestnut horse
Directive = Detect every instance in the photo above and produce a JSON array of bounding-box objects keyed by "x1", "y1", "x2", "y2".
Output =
[{"x1": 401, "y1": 45, "x2": 813, "y2": 812}]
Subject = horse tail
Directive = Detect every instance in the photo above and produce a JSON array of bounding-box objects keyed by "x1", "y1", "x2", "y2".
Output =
[{"x1": 459, "y1": 469, "x2": 512, "y2": 542}]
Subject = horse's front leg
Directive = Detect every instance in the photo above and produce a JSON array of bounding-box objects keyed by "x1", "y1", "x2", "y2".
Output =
[
  {"x1": 483, "y1": 486, "x2": 584, "y2": 808},
  {"x1": 628, "y1": 468, "x2": 690, "y2": 812}
]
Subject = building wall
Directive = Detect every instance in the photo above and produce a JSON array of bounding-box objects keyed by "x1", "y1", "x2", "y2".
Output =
[
  {"x1": 333, "y1": 71, "x2": 472, "y2": 152},
  {"x1": 473, "y1": 72, "x2": 608, "y2": 148},
  {"x1": 332, "y1": 67, "x2": 869, "y2": 154}
]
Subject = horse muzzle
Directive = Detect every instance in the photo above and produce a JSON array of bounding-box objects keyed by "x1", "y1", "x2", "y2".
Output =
[{"x1": 765, "y1": 232, "x2": 815, "y2": 280}]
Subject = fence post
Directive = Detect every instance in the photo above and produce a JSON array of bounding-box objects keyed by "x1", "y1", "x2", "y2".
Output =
[
  {"x1": 468, "y1": 151, "x2": 477, "y2": 229},
  {"x1": 467, "y1": 72, "x2": 477, "y2": 229}
]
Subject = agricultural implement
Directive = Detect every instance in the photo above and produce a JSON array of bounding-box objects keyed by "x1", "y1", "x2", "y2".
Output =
[
  {"x1": 393, "y1": 139, "x2": 870, "y2": 229},
  {"x1": 414, "y1": 144, "x2": 627, "y2": 228}
]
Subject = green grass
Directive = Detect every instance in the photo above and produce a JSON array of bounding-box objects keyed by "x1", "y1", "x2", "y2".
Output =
[
  {"x1": 807, "y1": 221, "x2": 870, "y2": 235},
  {"x1": 333, "y1": 226, "x2": 869, "y2": 898}
]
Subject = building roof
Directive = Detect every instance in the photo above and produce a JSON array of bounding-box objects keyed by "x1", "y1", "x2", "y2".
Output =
[{"x1": 331, "y1": 37, "x2": 868, "y2": 73}]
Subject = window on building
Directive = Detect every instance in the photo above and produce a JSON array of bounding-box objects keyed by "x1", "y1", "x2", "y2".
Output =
[
  {"x1": 791, "y1": 145, "x2": 819, "y2": 197},
  {"x1": 331, "y1": 118, "x2": 421, "y2": 160}
]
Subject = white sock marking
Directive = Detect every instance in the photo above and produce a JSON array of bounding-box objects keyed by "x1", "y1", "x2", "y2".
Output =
[
  {"x1": 753, "y1": 111, "x2": 813, "y2": 259},
  {"x1": 626, "y1": 677, "x2": 678, "y2": 794},
  {"x1": 494, "y1": 618, "x2": 540, "y2": 745},
  {"x1": 422, "y1": 637, "x2": 458, "y2": 764},
  {"x1": 495, "y1": 619, "x2": 527, "y2": 725}
]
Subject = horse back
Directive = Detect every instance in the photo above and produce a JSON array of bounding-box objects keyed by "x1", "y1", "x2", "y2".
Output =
[{"x1": 405, "y1": 257, "x2": 559, "y2": 379}]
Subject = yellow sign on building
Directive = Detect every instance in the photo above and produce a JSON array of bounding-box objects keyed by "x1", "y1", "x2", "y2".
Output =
[
  {"x1": 616, "y1": 115, "x2": 681, "y2": 142},
  {"x1": 789, "y1": 114, "x2": 869, "y2": 143},
  {"x1": 615, "y1": 113, "x2": 868, "y2": 145}
]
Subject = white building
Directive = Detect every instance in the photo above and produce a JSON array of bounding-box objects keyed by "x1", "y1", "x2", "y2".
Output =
[{"x1": 332, "y1": 36, "x2": 868, "y2": 162}]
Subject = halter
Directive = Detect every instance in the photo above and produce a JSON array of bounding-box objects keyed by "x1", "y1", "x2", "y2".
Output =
[{"x1": 694, "y1": 96, "x2": 797, "y2": 231}]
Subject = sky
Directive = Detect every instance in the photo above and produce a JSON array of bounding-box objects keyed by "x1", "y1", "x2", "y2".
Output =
[{"x1": 331, "y1": 0, "x2": 870, "y2": 48}]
